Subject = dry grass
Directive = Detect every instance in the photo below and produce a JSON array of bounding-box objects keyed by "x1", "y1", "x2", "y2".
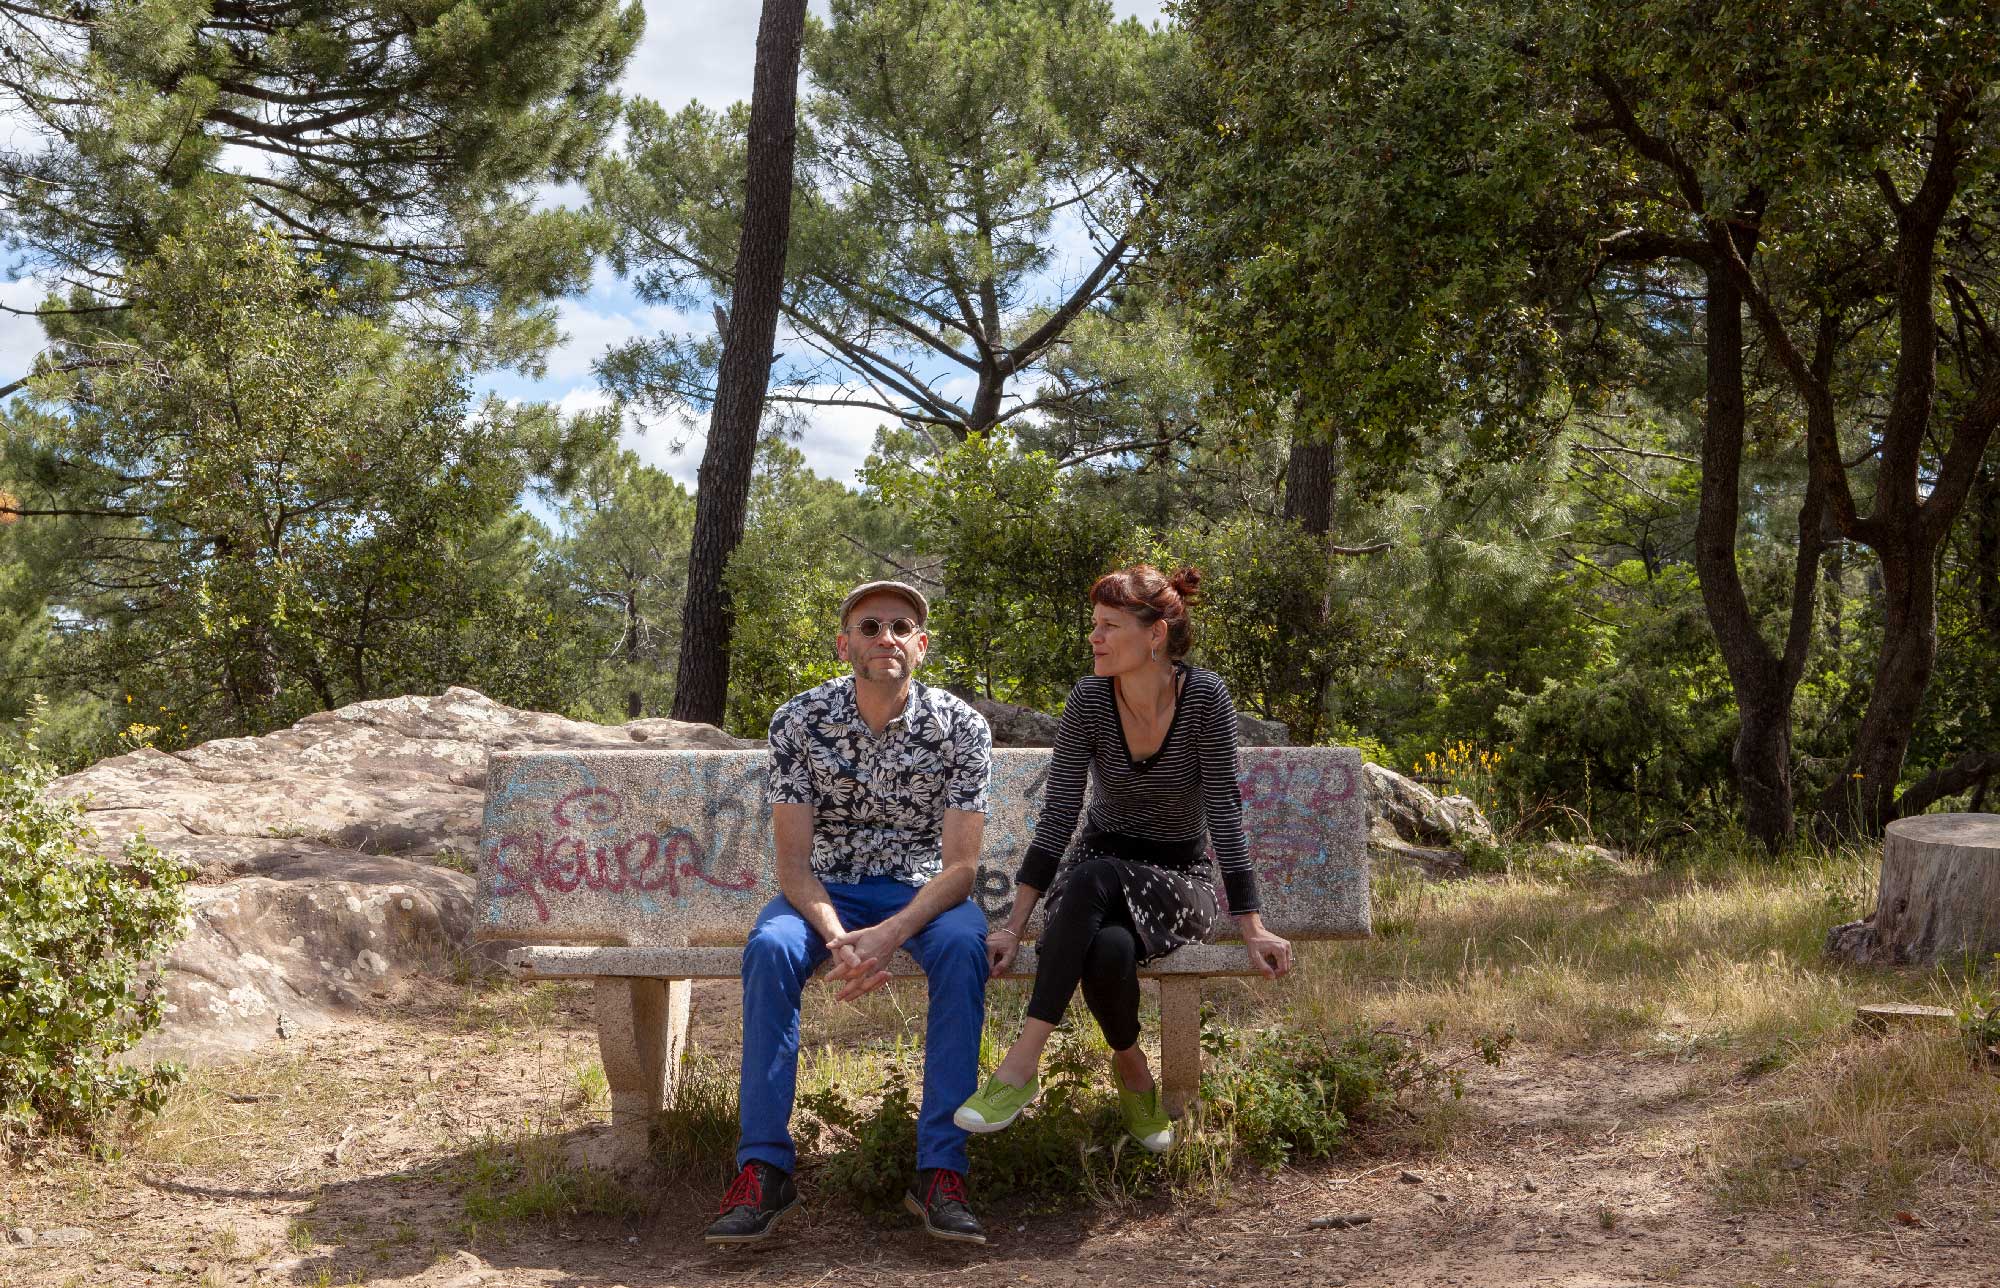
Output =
[
  {"x1": 1173, "y1": 843, "x2": 2000, "y2": 1226},
  {"x1": 128, "y1": 1045, "x2": 391, "y2": 1176},
  {"x1": 1711, "y1": 1031, "x2": 2000, "y2": 1221},
  {"x1": 1233, "y1": 848, "x2": 1924, "y2": 1056},
  {"x1": 11, "y1": 841, "x2": 1994, "y2": 1264}
]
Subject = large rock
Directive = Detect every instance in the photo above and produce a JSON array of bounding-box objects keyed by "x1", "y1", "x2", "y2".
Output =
[
  {"x1": 1362, "y1": 762, "x2": 1495, "y2": 847},
  {"x1": 1359, "y1": 763, "x2": 1497, "y2": 880},
  {"x1": 52, "y1": 688, "x2": 754, "y2": 1056}
]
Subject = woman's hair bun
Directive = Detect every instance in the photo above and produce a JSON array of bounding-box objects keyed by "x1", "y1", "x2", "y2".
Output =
[{"x1": 1167, "y1": 565, "x2": 1202, "y2": 602}]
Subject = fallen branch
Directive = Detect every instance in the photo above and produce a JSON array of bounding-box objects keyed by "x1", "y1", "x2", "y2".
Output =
[{"x1": 1893, "y1": 748, "x2": 1999, "y2": 819}]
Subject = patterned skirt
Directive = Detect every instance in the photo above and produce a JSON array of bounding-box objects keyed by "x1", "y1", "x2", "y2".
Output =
[{"x1": 1042, "y1": 835, "x2": 1220, "y2": 965}]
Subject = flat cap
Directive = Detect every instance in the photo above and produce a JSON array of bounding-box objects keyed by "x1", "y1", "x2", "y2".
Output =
[{"x1": 838, "y1": 579, "x2": 929, "y2": 626}]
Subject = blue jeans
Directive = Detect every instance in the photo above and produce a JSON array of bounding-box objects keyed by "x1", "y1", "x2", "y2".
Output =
[{"x1": 736, "y1": 876, "x2": 989, "y2": 1175}]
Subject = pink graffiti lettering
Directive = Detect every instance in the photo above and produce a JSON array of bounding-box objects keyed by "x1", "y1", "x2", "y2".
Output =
[{"x1": 485, "y1": 792, "x2": 758, "y2": 921}]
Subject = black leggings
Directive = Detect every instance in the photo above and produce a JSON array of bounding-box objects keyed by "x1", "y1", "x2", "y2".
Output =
[{"x1": 1025, "y1": 859, "x2": 1141, "y2": 1051}]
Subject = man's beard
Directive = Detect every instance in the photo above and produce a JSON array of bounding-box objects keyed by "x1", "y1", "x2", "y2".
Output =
[{"x1": 855, "y1": 654, "x2": 909, "y2": 682}]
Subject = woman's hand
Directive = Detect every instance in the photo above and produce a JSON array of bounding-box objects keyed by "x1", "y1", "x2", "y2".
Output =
[
  {"x1": 1237, "y1": 912, "x2": 1293, "y2": 980},
  {"x1": 987, "y1": 927, "x2": 1022, "y2": 977}
]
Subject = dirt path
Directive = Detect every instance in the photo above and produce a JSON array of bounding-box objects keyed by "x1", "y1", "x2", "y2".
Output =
[{"x1": 1, "y1": 983, "x2": 1993, "y2": 1288}]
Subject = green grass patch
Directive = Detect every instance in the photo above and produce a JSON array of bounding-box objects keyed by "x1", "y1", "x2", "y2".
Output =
[{"x1": 453, "y1": 1130, "x2": 636, "y2": 1231}]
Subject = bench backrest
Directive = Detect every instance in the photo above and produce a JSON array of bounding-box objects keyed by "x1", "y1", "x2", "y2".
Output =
[{"x1": 475, "y1": 747, "x2": 1367, "y2": 947}]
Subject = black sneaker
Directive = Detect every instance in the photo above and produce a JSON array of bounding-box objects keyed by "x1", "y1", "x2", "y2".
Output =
[
  {"x1": 903, "y1": 1167, "x2": 986, "y2": 1245},
  {"x1": 703, "y1": 1161, "x2": 799, "y2": 1245}
]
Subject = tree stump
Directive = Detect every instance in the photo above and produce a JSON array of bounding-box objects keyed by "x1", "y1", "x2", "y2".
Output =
[{"x1": 1826, "y1": 813, "x2": 2000, "y2": 966}]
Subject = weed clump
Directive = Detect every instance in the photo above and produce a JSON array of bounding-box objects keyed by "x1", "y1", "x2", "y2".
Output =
[
  {"x1": 792, "y1": 1017, "x2": 1500, "y2": 1209},
  {"x1": 1199, "y1": 1020, "x2": 1504, "y2": 1168},
  {"x1": 457, "y1": 1130, "x2": 636, "y2": 1229},
  {"x1": 1955, "y1": 954, "x2": 2000, "y2": 1069},
  {"x1": 652, "y1": 1052, "x2": 740, "y2": 1183}
]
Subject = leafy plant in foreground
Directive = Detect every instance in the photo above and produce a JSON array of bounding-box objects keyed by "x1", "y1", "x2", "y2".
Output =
[{"x1": 1, "y1": 707, "x2": 192, "y2": 1146}]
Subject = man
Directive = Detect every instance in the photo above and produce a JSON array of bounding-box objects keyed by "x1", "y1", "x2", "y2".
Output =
[{"x1": 705, "y1": 580, "x2": 994, "y2": 1246}]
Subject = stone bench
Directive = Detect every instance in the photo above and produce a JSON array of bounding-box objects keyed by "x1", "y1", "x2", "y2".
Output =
[{"x1": 474, "y1": 746, "x2": 1368, "y2": 1157}]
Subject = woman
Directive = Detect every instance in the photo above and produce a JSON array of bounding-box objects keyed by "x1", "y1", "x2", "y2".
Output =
[{"x1": 954, "y1": 564, "x2": 1293, "y2": 1153}]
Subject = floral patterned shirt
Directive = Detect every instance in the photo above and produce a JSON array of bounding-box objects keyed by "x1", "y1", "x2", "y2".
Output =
[{"x1": 767, "y1": 676, "x2": 993, "y2": 887}]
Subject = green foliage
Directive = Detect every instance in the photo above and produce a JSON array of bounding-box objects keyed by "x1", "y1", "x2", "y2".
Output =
[
  {"x1": 1198, "y1": 1021, "x2": 1502, "y2": 1169},
  {"x1": 798, "y1": 1026, "x2": 1167, "y2": 1209},
  {"x1": 1155, "y1": 0, "x2": 2000, "y2": 838},
  {"x1": 3, "y1": 212, "x2": 607, "y2": 752},
  {"x1": 650, "y1": 1051, "x2": 740, "y2": 1185},
  {"x1": 456, "y1": 1131, "x2": 636, "y2": 1227},
  {"x1": 546, "y1": 448, "x2": 697, "y2": 721},
  {"x1": 1150, "y1": 0, "x2": 1589, "y2": 485},
  {"x1": 1152, "y1": 516, "x2": 1382, "y2": 743},
  {"x1": 868, "y1": 432, "x2": 1133, "y2": 711},
  {"x1": 2, "y1": 0, "x2": 643, "y2": 364},
  {"x1": 1959, "y1": 956, "x2": 2000, "y2": 1071},
  {"x1": 1493, "y1": 567, "x2": 1737, "y2": 843},
  {"x1": 594, "y1": 0, "x2": 1156, "y2": 447},
  {"x1": 722, "y1": 439, "x2": 887, "y2": 737},
  {"x1": 0, "y1": 707, "x2": 192, "y2": 1145}
]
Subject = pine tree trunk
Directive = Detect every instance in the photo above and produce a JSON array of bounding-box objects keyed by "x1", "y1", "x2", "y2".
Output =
[
  {"x1": 1283, "y1": 433, "x2": 1334, "y2": 537},
  {"x1": 624, "y1": 590, "x2": 644, "y2": 720},
  {"x1": 669, "y1": 0, "x2": 808, "y2": 726},
  {"x1": 1825, "y1": 813, "x2": 2000, "y2": 965}
]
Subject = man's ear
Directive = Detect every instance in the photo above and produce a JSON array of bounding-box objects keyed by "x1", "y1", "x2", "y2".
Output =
[{"x1": 834, "y1": 629, "x2": 851, "y2": 662}]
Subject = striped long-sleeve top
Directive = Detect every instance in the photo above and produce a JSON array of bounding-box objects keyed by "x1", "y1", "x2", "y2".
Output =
[{"x1": 1015, "y1": 664, "x2": 1261, "y2": 913}]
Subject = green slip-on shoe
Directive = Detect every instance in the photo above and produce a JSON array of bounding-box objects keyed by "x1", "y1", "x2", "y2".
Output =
[
  {"x1": 953, "y1": 1074, "x2": 1040, "y2": 1132},
  {"x1": 1118, "y1": 1084, "x2": 1174, "y2": 1154}
]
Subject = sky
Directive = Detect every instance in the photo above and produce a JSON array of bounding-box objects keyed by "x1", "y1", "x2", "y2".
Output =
[{"x1": 1, "y1": 0, "x2": 1173, "y2": 491}]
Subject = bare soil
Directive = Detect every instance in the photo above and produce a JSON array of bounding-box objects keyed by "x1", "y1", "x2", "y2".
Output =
[{"x1": 2, "y1": 978, "x2": 1995, "y2": 1288}]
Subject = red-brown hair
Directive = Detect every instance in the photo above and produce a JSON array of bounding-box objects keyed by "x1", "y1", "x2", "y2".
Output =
[{"x1": 1090, "y1": 563, "x2": 1202, "y2": 659}]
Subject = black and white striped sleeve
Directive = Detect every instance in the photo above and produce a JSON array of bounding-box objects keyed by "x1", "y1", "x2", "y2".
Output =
[
  {"x1": 1016, "y1": 679, "x2": 1095, "y2": 892},
  {"x1": 1199, "y1": 676, "x2": 1259, "y2": 913}
]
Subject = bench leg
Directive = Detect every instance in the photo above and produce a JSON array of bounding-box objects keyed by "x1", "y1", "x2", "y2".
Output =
[
  {"x1": 1158, "y1": 976, "x2": 1203, "y2": 1120},
  {"x1": 593, "y1": 977, "x2": 690, "y2": 1164}
]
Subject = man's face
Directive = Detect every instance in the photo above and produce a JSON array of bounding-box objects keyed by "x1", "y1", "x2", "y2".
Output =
[{"x1": 835, "y1": 591, "x2": 929, "y2": 683}]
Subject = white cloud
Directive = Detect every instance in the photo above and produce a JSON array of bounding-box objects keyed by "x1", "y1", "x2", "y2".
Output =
[
  {"x1": 0, "y1": 278, "x2": 53, "y2": 398},
  {"x1": 775, "y1": 387, "x2": 892, "y2": 485},
  {"x1": 604, "y1": 382, "x2": 885, "y2": 491},
  {"x1": 1110, "y1": 0, "x2": 1170, "y2": 22},
  {"x1": 621, "y1": 3, "x2": 805, "y2": 116},
  {"x1": 544, "y1": 284, "x2": 699, "y2": 387}
]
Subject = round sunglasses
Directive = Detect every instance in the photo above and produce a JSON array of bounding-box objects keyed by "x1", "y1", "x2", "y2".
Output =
[{"x1": 844, "y1": 615, "x2": 922, "y2": 641}]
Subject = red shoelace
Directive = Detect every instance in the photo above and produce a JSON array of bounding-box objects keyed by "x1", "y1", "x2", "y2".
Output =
[
  {"x1": 927, "y1": 1169, "x2": 969, "y2": 1207},
  {"x1": 719, "y1": 1164, "x2": 764, "y2": 1212}
]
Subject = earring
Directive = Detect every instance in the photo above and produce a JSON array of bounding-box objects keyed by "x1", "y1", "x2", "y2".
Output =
[{"x1": 1151, "y1": 645, "x2": 1160, "y2": 662}]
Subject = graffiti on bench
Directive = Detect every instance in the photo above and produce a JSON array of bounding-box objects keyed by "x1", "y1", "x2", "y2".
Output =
[{"x1": 477, "y1": 748, "x2": 1364, "y2": 941}]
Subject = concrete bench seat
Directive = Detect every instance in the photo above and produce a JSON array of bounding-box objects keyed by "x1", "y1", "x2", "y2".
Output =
[
  {"x1": 506, "y1": 941, "x2": 1273, "y2": 982},
  {"x1": 475, "y1": 746, "x2": 1368, "y2": 1160}
]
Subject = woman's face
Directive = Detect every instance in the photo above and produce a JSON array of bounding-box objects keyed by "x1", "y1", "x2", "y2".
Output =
[{"x1": 1089, "y1": 603, "x2": 1163, "y2": 677}]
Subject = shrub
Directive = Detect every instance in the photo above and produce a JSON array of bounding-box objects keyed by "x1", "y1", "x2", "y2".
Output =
[
  {"x1": 792, "y1": 1017, "x2": 1499, "y2": 1208},
  {"x1": 0, "y1": 708, "x2": 192, "y2": 1146},
  {"x1": 1199, "y1": 1020, "x2": 1502, "y2": 1168}
]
